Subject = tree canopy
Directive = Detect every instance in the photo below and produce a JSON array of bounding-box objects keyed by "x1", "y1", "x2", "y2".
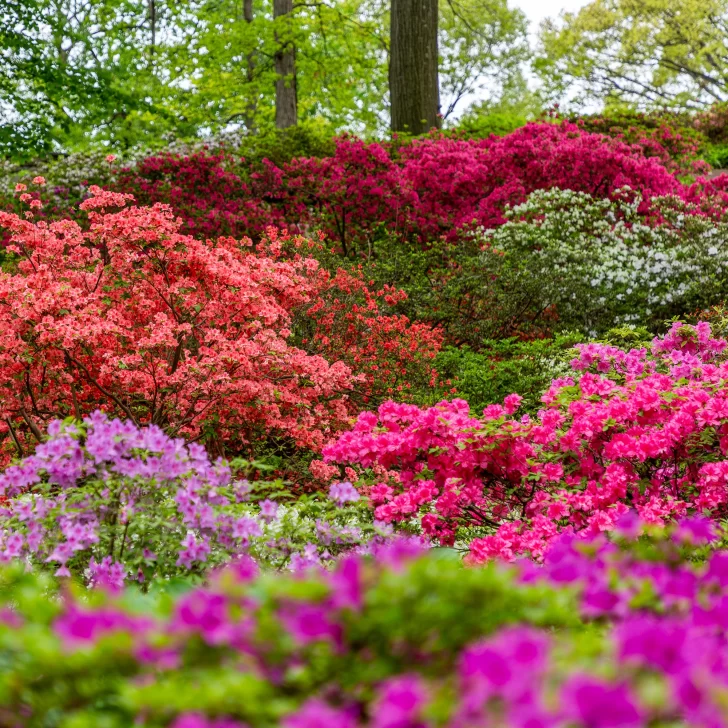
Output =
[
  {"x1": 0, "y1": 0, "x2": 531, "y2": 159},
  {"x1": 537, "y1": 0, "x2": 728, "y2": 110}
]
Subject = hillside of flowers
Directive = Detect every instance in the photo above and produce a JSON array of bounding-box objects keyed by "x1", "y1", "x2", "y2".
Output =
[{"x1": 6, "y1": 112, "x2": 728, "y2": 727}]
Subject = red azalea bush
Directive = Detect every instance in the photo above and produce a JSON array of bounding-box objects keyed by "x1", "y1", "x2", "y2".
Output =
[
  {"x1": 265, "y1": 136, "x2": 413, "y2": 258},
  {"x1": 0, "y1": 186, "x2": 439, "y2": 465},
  {"x1": 300, "y1": 266, "x2": 442, "y2": 406},
  {"x1": 322, "y1": 321, "x2": 728, "y2": 562},
  {"x1": 572, "y1": 111, "x2": 710, "y2": 176},
  {"x1": 114, "y1": 150, "x2": 278, "y2": 240},
  {"x1": 13, "y1": 121, "x2": 699, "y2": 256}
]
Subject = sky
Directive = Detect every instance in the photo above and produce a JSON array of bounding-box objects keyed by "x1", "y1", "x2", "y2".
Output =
[{"x1": 511, "y1": 0, "x2": 591, "y2": 30}]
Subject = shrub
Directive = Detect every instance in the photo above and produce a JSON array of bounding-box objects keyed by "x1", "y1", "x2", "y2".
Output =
[
  {"x1": 572, "y1": 110, "x2": 709, "y2": 176},
  {"x1": 276, "y1": 123, "x2": 687, "y2": 257},
  {"x1": 394, "y1": 121, "x2": 685, "y2": 236},
  {"x1": 114, "y1": 151, "x2": 276, "y2": 241},
  {"x1": 1, "y1": 519, "x2": 728, "y2": 726},
  {"x1": 3, "y1": 125, "x2": 708, "y2": 352},
  {"x1": 6, "y1": 122, "x2": 690, "y2": 256},
  {"x1": 483, "y1": 187, "x2": 728, "y2": 335},
  {"x1": 323, "y1": 321, "x2": 728, "y2": 561},
  {"x1": 0, "y1": 412, "x2": 378, "y2": 586},
  {"x1": 0, "y1": 186, "x2": 439, "y2": 464},
  {"x1": 694, "y1": 103, "x2": 728, "y2": 146},
  {"x1": 433, "y1": 333, "x2": 583, "y2": 415}
]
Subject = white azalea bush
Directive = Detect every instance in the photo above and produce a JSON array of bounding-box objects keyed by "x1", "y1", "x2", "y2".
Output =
[{"x1": 483, "y1": 188, "x2": 728, "y2": 334}]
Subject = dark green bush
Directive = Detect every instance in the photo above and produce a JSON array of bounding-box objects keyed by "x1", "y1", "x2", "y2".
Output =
[{"x1": 434, "y1": 333, "x2": 583, "y2": 414}]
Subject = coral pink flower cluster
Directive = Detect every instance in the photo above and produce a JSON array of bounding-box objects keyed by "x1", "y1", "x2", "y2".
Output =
[
  {"x1": 0, "y1": 186, "x2": 439, "y2": 462},
  {"x1": 323, "y1": 321, "x2": 728, "y2": 561}
]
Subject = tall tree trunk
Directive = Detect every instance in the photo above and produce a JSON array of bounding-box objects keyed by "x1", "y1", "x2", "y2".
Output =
[
  {"x1": 273, "y1": 0, "x2": 297, "y2": 129},
  {"x1": 148, "y1": 0, "x2": 156, "y2": 67},
  {"x1": 243, "y1": 0, "x2": 257, "y2": 132},
  {"x1": 389, "y1": 0, "x2": 440, "y2": 134}
]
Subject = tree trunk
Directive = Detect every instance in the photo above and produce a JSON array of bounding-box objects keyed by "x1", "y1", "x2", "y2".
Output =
[
  {"x1": 273, "y1": 0, "x2": 297, "y2": 129},
  {"x1": 389, "y1": 0, "x2": 440, "y2": 134},
  {"x1": 243, "y1": 0, "x2": 257, "y2": 132},
  {"x1": 148, "y1": 0, "x2": 156, "y2": 66}
]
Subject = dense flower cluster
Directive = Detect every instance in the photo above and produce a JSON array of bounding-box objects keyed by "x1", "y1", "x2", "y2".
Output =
[
  {"x1": 572, "y1": 111, "x2": 710, "y2": 176},
  {"x1": 0, "y1": 185, "x2": 439, "y2": 463},
  {"x1": 0, "y1": 412, "x2": 379, "y2": 585},
  {"x1": 127, "y1": 124, "x2": 688, "y2": 256},
  {"x1": 323, "y1": 321, "x2": 728, "y2": 561},
  {"x1": 5, "y1": 122, "x2": 699, "y2": 256},
  {"x1": 483, "y1": 187, "x2": 728, "y2": 334},
  {"x1": 2, "y1": 520, "x2": 728, "y2": 726}
]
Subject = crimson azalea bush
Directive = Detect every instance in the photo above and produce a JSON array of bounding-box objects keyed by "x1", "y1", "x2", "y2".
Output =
[
  {"x1": 322, "y1": 321, "x2": 728, "y2": 562},
  {"x1": 195, "y1": 123, "x2": 687, "y2": 255},
  {"x1": 571, "y1": 111, "x2": 710, "y2": 176},
  {"x1": 0, "y1": 184, "x2": 439, "y2": 465},
  {"x1": 0, "y1": 411, "x2": 379, "y2": 586},
  {"x1": 6, "y1": 122, "x2": 693, "y2": 254},
  {"x1": 2, "y1": 519, "x2": 728, "y2": 727},
  {"x1": 114, "y1": 150, "x2": 278, "y2": 241}
]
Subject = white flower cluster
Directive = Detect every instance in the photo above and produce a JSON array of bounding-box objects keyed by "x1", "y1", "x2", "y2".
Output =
[{"x1": 481, "y1": 188, "x2": 728, "y2": 333}]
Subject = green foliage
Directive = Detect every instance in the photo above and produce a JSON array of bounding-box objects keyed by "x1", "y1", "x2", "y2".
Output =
[
  {"x1": 455, "y1": 109, "x2": 530, "y2": 138},
  {"x1": 702, "y1": 144, "x2": 728, "y2": 169},
  {"x1": 434, "y1": 333, "x2": 583, "y2": 414},
  {"x1": 537, "y1": 0, "x2": 728, "y2": 110},
  {"x1": 362, "y1": 232, "x2": 563, "y2": 350},
  {"x1": 0, "y1": 554, "x2": 578, "y2": 726},
  {"x1": 0, "y1": 0, "x2": 190, "y2": 160},
  {"x1": 438, "y1": 0, "x2": 531, "y2": 122},
  {"x1": 0, "y1": 0, "x2": 532, "y2": 161}
]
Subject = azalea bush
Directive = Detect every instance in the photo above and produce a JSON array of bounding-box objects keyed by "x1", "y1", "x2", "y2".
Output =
[
  {"x1": 0, "y1": 411, "x2": 378, "y2": 586},
  {"x1": 0, "y1": 184, "x2": 438, "y2": 464},
  {"x1": 2, "y1": 519, "x2": 728, "y2": 726},
  {"x1": 4, "y1": 122, "x2": 691, "y2": 254},
  {"x1": 483, "y1": 187, "x2": 728, "y2": 336},
  {"x1": 323, "y1": 321, "x2": 728, "y2": 561},
  {"x1": 572, "y1": 110, "x2": 710, "y2": 176},
  {"x1": 220, "y1": 122, "x2": 688, "y2": 256}
]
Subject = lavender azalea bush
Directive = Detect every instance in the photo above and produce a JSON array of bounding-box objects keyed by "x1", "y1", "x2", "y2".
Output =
[{"x1": 0, "y1": 412, "x2": 377, "y2": 586}]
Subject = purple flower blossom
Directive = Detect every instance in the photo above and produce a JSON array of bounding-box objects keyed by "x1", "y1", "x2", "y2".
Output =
[
  {"x1": 232, "y1": 516, "x2": 262, "y2": 540},
  {"x1": 328, "y1": 481, "x2": 360, "y2": 506},
  {"x1": 279, "y1": 603, "x2": 341, "y2": 646},
  {"x1": 88, "y1": 556, "x2": 126, "y2": 592},
  {"x1": 560, "y1": 676, "x2": 644, "y2": 728},
  {"x1": 176, "y1": 531, "x2": 211, "y2": 569},
  {"x1": 173, "y1": 590, "x2": 232, "y2": 645},
  {"x1": 259, "y1": 499, "x2": 279, "y2": 523},
  {"x1": 282, "y1": 699, "x2": 356, "y2": 728},
  {"x1": 371, "y1": 674, "x2": 426, "y2": 728},
  {"x1": 676, "y1": 515, "x2": 718, "y2": 545},
  {"x1": 171, "y1": 714, "x2": 248, "y2": 728}
]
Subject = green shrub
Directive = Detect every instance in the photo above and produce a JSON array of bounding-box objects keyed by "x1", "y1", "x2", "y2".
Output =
[{"x1": 433, "y1": 333, "x2": 583, "y2": 414}]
